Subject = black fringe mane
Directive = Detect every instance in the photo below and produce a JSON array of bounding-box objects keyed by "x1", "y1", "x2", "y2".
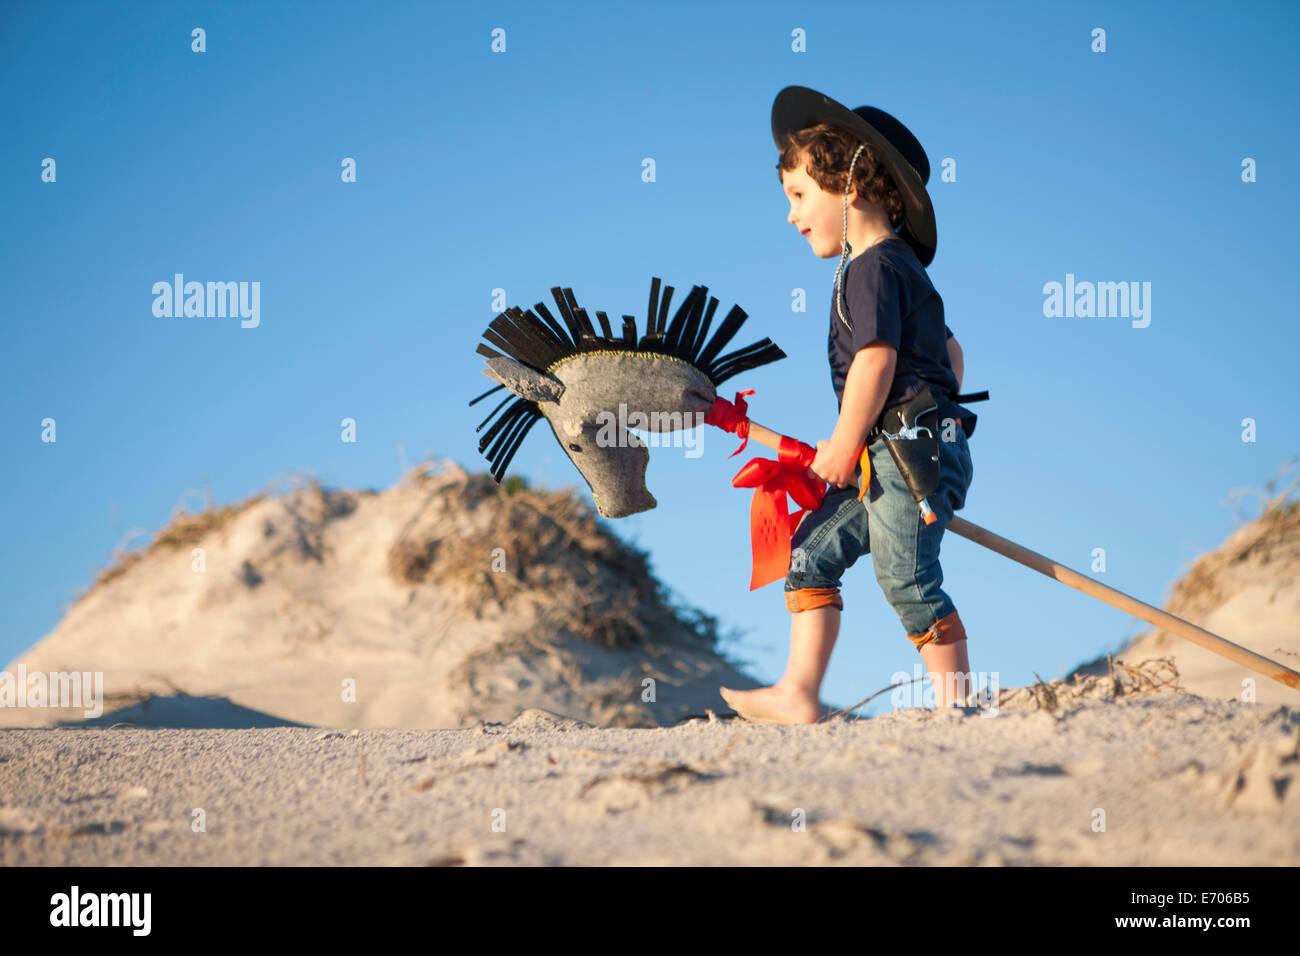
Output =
[{"x1": 468, "y1": 277, "x2": 786, "y2": 483}]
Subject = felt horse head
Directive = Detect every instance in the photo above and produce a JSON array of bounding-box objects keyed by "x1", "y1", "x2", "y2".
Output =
[{"x1": 470, "y1": 278, "x2": 786, "y2": 518}]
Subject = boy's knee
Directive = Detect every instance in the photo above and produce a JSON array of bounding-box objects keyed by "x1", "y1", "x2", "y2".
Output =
[
  {"x1": 785, "y1": 587, "x2": 843, "y2": 613},
  {"x1": 907, "y1": 609, "x2": 966, "y2": 650}
]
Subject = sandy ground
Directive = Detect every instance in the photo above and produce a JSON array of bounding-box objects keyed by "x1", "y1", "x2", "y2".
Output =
[{"x1": 3, "y1": 692, "x2": 1297, "y2": 866}]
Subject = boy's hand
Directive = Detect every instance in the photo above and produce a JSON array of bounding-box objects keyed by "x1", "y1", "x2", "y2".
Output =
[{"x1": 809, "y1": 438, "x2": 861, "y2": 488}]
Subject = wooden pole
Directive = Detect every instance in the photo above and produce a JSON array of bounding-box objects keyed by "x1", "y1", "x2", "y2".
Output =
[
  {"x1": 737, "y1": 417, "x2": 1300, "y2": 693},
  {"x1": 945, "y1": 515, "x2": 1299, "y2": 691}
]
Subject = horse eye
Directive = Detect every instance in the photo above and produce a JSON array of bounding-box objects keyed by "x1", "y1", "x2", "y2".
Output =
[{"x1": 568, "y1": 442, "x2": 582, "y2": 452}]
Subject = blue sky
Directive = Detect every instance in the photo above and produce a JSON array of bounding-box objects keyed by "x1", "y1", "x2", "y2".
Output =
[{"x1": 3, "y1": 0, "x2": 1297, "y2": 717}]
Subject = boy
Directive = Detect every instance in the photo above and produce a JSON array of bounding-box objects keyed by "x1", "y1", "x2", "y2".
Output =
[{"x1": 720, "y1": 87, "x2": 980, "y2": 723}]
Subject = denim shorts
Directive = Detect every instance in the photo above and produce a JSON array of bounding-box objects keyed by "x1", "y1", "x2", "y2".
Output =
[{"x1": 785, "y1": 423, "x2": 974, "y2": 637}]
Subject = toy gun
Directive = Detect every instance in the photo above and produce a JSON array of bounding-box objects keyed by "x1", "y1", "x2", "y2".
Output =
[{"x1": 876, "y1": 385, "x2": 944, "y2": 525}]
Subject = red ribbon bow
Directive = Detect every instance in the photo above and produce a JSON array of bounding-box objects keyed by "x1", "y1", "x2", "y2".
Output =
[
  {"x1": 732, "y1": 437, "x2": 826, "y2": 590},
  {"x1": 706, "y1": 391, "x2": 827, "y2": 590}
]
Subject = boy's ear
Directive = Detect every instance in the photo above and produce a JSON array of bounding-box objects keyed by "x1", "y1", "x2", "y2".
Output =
[{"x1": 840, "y1": 175, "x2": 859, "y2": 204}]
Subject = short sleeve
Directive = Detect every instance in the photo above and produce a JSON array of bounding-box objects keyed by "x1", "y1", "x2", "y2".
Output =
[
  {"x1": 945, "y1": 324, "x2": 953, "y2": 340},
  {"x1": 844, "y1": 258, "x2": 903, "y2": 353}
]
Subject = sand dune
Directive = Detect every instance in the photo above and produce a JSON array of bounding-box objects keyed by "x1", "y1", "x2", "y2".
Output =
[
  {"x1": 4, "y1": 462, "x2": 761, "y2": 731},
  {"x1": 3, "y1": 465, "x2": 1298, "y2": 865}
]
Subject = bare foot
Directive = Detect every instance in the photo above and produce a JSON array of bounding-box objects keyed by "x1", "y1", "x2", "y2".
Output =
[{"x1": 719, "y1": 683, "x2": 822, "y2": 724}]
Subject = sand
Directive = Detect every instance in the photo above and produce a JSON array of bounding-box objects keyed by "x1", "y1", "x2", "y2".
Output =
[{"x1": 3, "y1": 686, "x2": 1297, "y2": 866}]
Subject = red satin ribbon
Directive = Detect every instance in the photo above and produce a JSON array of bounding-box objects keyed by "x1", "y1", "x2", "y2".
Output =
[
  {"x1": 732, "y1": 436, "x2": 826, "y2": 590},
  {"x1": 704, "y1": 389, "x2": 755, "y2": 457},
  {"x1": 706, "y1": 391, "x2": 827, "y2": 590}
]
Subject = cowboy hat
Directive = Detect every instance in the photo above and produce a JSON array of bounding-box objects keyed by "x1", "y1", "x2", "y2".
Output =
[{"x1": 771, "y1": 85, "x2": 937, "y2": 266}]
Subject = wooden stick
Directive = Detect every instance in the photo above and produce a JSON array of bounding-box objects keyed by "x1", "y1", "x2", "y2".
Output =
[
  {"x1": 737, "y1": 417, "x2": 1300, "y2": 693},
  {"x1": 945, "y1": 515, "x2": 1299, "y2": 691},
  {"x1": 740, "y1": 419, "x2": 791, "y2": 455}
]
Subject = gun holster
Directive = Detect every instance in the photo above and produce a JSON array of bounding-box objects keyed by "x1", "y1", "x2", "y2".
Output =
[{"x1": 877, "y1": 386, "x2": 941, "y2": 503}]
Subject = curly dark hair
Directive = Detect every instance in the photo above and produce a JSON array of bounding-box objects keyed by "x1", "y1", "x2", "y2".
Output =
[{"x1": 776, "y1": 121, "x2": 906, "y2": 229}]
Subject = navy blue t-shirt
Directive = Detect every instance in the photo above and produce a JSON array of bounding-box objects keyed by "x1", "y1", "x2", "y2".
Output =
[{"x1": 828, "y1": 237, "x2": 960, "y2": 417}]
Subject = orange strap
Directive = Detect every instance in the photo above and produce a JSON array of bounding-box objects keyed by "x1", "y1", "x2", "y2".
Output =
[{"x1": 856, "y1": 444, "x2": 871, "y2": 502}]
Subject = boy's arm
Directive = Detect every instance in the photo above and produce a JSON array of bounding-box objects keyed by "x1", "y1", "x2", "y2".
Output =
[
  {"x1": 947, "y1": 335, "x2": 964, "y2": 391},
  {"x1": 812, "y1": 341, "x2": 896, "y2": 487}
]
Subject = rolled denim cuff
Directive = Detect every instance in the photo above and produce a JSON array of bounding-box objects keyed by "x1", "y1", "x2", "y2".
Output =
[
  {"x1": 907, "y1": 609, "x2": 967, "y2": 650},
  {"x1": 785, "y1": 587, "x2": 843, "y2": 613}
]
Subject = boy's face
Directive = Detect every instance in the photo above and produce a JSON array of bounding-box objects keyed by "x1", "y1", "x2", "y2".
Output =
[{"x1": 781, "y1": 157, "x2": 849, "y2": 259}]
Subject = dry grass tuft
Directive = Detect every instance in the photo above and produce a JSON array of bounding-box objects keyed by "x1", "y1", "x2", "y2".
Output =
[
  {"x1": 74, "y1": 472, "x2": 356, "y2": 605},
  {"x1": 82, "y1": 469, "x2": 364, "y2": 604},
  {"x1": 151, "y1": 500, "x2": 262, "y2": 552},
  {"x1": 1160, "y1": 495, "x2": 1300, "y2": 625},
  {"x1": 999, "y1": 655, "x2": 1182, "y2": 716},
  {"x1": 388, "y1": 467, "x2": 721, "y2": 652},
  {"x1": 83, "y1": 496, "x2": 264, "y2": 598}
]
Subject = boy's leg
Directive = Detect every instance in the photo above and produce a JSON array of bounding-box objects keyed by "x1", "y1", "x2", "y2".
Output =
[
  {"x1": 780, "y1": 593, "x2": 840, "y2": 697},
  {"x1": 865, "y1": 426, "x2": 976, "y2": 708},
  {"x1": 720, "y1": 487, "x2": 869, "y2": 723},
  {"x1": 919, "y1": 637, "x2": 973, "y2": 707},
  {"x1": 719, "y1": 603, "x2": 838, "y2": 724}
]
